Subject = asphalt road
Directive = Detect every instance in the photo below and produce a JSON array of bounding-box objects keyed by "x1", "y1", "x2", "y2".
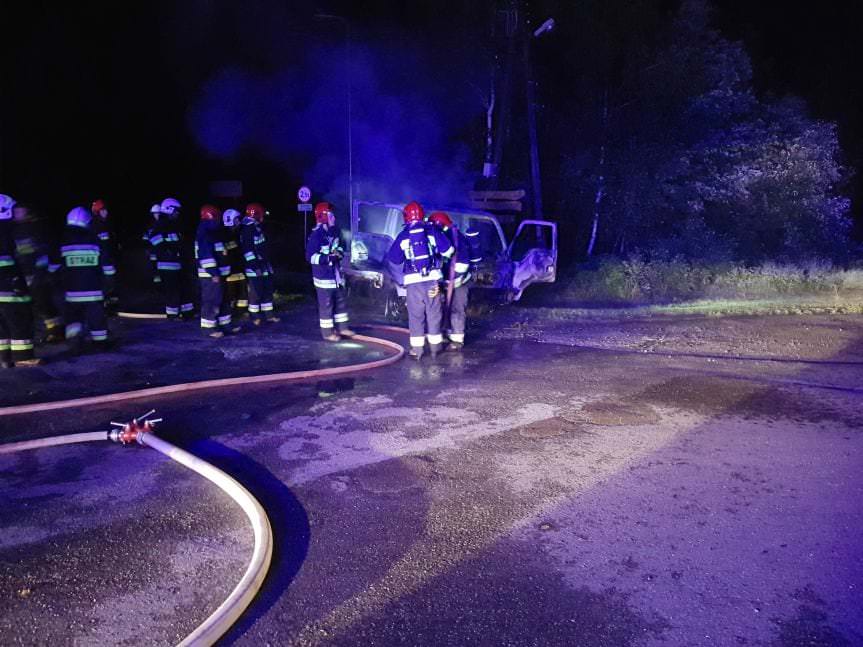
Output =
[{"x1": 1, "y1": 308, "x2": 861, "y2": 646}]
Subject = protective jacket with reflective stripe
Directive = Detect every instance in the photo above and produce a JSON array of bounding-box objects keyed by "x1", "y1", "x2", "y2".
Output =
[
  {"x1": 59, "y1": 224, "x2": 104, "y2": 300},
  {"x1": 148, "y1": 218, "x2": 184, "y2": 271},
  {"x1": 438, "y1": 226, "x2": 482, "y2": 288},
  {"x1": 239, "y1": 217, "x2": 272, "y2": 277},
  {"x1": 306, "y1": 224, "x2": 344, "y2": 289},
  {"x1": 387, "y1": 223, "x2": 454, "y2": 285},
  {"x1": 194, "y1": 222, "x2": 222, "y2": 279},
  {"x1": 0, "y1": 221, "x2": 32, "y2": 302}
]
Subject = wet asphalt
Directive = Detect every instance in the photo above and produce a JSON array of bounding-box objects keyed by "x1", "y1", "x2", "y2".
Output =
[{"x1": 1, "y1": 303, "x2": 861, "y2": 646}]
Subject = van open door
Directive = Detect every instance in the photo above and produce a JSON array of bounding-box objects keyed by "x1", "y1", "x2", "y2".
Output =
[{"x1": 505, "y1": 220, "x2": 558, "y2": 301}]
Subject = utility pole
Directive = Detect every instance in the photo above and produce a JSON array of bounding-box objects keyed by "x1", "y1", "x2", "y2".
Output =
[
  {"x1": 525, "y1": 17, "x2": 554, "y2": 219},
  {"x1": 487, "y1": 0, "x2": 519, "y2": 189}
]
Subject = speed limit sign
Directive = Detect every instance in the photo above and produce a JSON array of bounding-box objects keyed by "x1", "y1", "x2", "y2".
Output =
[{"x1": 298, "y1": 186, "x2": 311, "y2": 203}]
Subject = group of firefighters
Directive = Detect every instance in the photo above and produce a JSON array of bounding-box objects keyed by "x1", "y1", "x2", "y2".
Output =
[
  {"x1": 145, "y1": 198, "x2": 282, "y2": 336},
  {"x1": 0, "y1": 191, "x2": 481, "y2": 369}
]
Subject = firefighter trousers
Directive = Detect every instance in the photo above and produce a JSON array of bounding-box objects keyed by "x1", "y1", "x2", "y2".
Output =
[
  {"x1": 199, "y1": 278, "x2": 231, "y2": 331},
  {"x1": 28, "y1": 272, "x2": 62, "y2": 332},
  {"x1": 65, "y1": 299, "x2": 107, "y2": 343},
  {"x1": 315, "y1": 287, "x2": 350, "y2": 334},
  {"x1": 447, "y1": 283, "x2": 469, "y2": 344},
  {"x1": 226, "y1": 275, "x2": 248, "y2": 316},
  {"x1": 406, "y1": 281, "x2": 443, "y2": 349},
  {"x1": 0, "y1": 299, "x2": 35, "y2": 363},
  {"x1": 159, "y1": 269, "x2": 195, "y2": 318},
  {"x1": 247, "y1": 274, "x2": 274, "y2": 320}
]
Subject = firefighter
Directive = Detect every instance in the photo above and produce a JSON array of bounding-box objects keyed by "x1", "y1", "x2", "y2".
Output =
[
  {"x1": 0, "y1": 194, "x2": 40, "y2": 367},
  {"x1": 240, "y1": 202, "x2": 279, "y2": 324},
  {"x1": 195, "y1": 204, "x2": 235, "y2": 337},
  {"x1": 428, "y1": 212, "x2": 483, "y2": 351},
  {"x1": 11, "y1": 202, "x2": 63, "y2": 342},
  {"x1": 149, "y1": 197, "x2": 195, "y2": 319},
  {"x1": 90, "y1": 199, "x2": 118, "y2": 309},
  {"x1": 221, "y1": 208, "x2": 248, "y2": 320},
  {"x1": 59, "y1": 206, "x2": 109, "y2": 348},
  {"x1": 306, "y1": 201, "x2": 354, "y2": 341},
  {"x1": 143, "y1": 203, "x2": 161, "y2": 284},
  {"x1": 386, "y1": 201, "x2": 453, "y2": 359}
]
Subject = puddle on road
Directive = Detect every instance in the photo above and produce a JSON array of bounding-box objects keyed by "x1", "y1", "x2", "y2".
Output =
[
  {"x1": 567, "y1": 401, "x2": 662, "y2": 426},
  {"x1": 518, "y1": 416, "x2": 588, "y2": 439}
]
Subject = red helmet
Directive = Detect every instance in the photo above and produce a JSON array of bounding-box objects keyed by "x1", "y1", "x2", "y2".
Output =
[
  {"x1": 245, "y1": 202, "x2": 266, "y2": 223},
  {"x1": 91, "y1": 199, "x2": 107, "y2": 215},
  {"x1": 200, "y1": 204, "x2": 221, "y2": 221},
  {"x1": 428, "y1": 211, "x2": 452, "y2": 228},
  {"x1": 403, "y1": 201, "x2": 424, "y2": 224},
  {"x1": 314, "y1": 202, "x2": 334, "y2": 224}
]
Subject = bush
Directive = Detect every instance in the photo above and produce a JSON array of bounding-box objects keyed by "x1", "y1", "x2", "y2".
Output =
[{"x1": 560, "y1": 257, "x2": 863, "y2": 305}]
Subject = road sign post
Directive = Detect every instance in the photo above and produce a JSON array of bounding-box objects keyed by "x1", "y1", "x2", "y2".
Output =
[{"x1": 298, "y1": 186, "x2": 312, "y2": 240}]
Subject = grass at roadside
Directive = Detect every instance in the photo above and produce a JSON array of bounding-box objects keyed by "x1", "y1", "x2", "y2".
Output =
[{"x1": 517, "y1": 258, "x2": 863, "y2": 319}]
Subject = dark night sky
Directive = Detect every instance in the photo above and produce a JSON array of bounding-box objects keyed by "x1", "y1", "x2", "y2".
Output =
[{"x1": 1, "y1": 1, "x2": 860, "y2": 240}]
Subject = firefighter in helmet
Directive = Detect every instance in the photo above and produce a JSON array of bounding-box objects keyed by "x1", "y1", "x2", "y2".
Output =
[
  {"x1": 10, "y1": 201, "x2": 63, "y2": 342},
  {"x1": 386, "y1": 201, "x2": 453, "y2": 359},
  {"x1": 90, "y1": 199, "x2": 118, "y2": 309},
  {"x1": 143, "y1": 203, "x2": 161, "y2": 284},
  {"x1": 148, "y1": 197, "x2": 195, "y2": 319},
  {"x1": 306, "y1": 201, "x2": 354, "y2": 341},
  {"x1": 0, "y1": 194, "x2": 40, "y2": 367},
  {"x1": 428, "y1": 211, "x2": 483, "y2": 351},
  {"x1": 221, "y1": 208, "x2": 248, "y2": 320},
  {"x1": 195, "y1": 204, "x2": 237, "y2": 337},
  {"x1": 59, "y1": 206, "x2": 109, "y2": 349},
  {"x1": 240, "y1": 202, "x2": 279, "y2": 324}
]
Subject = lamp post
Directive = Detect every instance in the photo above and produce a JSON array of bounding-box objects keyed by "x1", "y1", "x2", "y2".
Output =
[
  {"x1": 525, "y1": 17, "x2": 554, "y2": 218},
  {"x1": 314, "y1": 14, "x2": 353, "y2": 212}
]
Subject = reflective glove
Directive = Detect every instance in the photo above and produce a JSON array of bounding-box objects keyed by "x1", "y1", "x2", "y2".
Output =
[{"x1": 427, "y1": 284, "x2": 440, "y2": 298}]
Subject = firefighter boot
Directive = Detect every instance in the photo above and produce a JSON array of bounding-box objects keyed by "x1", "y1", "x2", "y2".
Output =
[
  {"x1": 337, "y1": 328, "x2": 357, "y2": 338},
  {"x1": 321, "y1": 329, "x2": 341, "y2": 342},
  {"x1": 429, "y1": 343, "x2": 443, "y2": 359},
  {"x1": 447, "y1": 341, "x2": 464, "y2": 352},
  {"x1": 408, "y1": 346, "x2": 423, "y2": 361}
]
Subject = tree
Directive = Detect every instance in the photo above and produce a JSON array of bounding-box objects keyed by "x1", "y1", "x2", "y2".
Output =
[{"x1": 559, "y1": 0, "x2": 854, "y2": 263}]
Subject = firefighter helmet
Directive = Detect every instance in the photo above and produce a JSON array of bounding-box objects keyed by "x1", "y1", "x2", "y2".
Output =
[
  {"x1": 403, "y1": 201, "x2": 424, "y2": 224},
  {"x1": 160, "y1": 197, "x2": 182, "y2": 216},
  {"x1": 223, "y1": 208, "x2": 241, "y2": 228},
  {"x1": 66, "y1": 206, "x2": 92, "y2": 228},
  {"x1": 0, "y1": 194, "x2": 15, "y2": 221},
  {"x1": 314, "y1": 201, "x2": 334, "y2": 224},
  {"x1": 428, "y1": 211, "x2": 452, "y2": 228},
  {"x1": 200, "y1": 204, "x2": 221, "y2": 221},
  {"x1": 150, "y1": 203, "x2": 161, "y2": 215},
  {"x1": 245, "y1": 202, "x2": 266, "y2": 223},
  {"x1": 91, "y1": 198, "x2": 107, "y2": 216}
]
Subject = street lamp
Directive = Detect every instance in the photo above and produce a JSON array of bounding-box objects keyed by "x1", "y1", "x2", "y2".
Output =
[{"x1": 314, "y1": 14, "x2": 353, "y2": 212}]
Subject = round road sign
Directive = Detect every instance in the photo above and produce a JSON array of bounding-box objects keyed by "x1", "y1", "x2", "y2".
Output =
[{"x1": 298, "y1": 186, "x2": 311, "y2": 203}]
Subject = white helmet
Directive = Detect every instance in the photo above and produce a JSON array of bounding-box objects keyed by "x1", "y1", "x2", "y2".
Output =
[
  {"x1": 67, "y1": 206, "x2": 92, "y2": 228},
  {"x1": 150, "y1": 203, "x2": 161, "y2": 214},
  {"x1": 0, "y1": 194, "x2": 15, "y2": 221},
  {"x1": 160, "y1": 197, "x2": 182, "y2": 216},
  {"x1": 223, "y1": 208, "x2": 241, "y2": 228}
]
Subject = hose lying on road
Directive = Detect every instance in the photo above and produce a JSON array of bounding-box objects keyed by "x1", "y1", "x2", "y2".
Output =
[
  {"x1": 0, "y1": 328, "x2": 408, "y2": 645},
  {"x1": 1, "y1": 421, "x2": 273, "y2": 647},
  {"x1": 0, "y1": 331, "x2": 405, "y2": 418}
]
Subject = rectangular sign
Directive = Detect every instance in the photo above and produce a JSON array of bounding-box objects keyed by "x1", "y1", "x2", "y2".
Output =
[{"x1": 297, "y1": 203, "x2": 313, "y2": 212}]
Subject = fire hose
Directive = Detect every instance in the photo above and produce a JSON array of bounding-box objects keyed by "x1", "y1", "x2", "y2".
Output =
[{"x1": 0, "y1": 326, "x2": 409, "y2": 645}]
